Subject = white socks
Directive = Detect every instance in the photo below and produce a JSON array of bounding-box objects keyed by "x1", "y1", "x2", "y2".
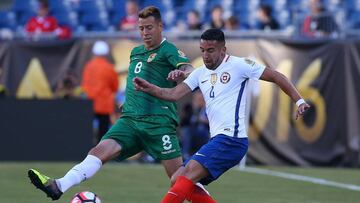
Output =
[
  {"x1": 196, "y1": 182, "x2": 210, "y2": 195},
  {"x1": 56, "y1": 155, "x2": 102, "y2": 193}
]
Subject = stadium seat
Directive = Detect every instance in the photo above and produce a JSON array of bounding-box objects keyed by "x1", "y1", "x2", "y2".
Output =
[
  {"x1": 49, "y1": 0, "x2": 76, "y2": 13},
  {"x1": 53, "y1": 11, "x2": 79, "y2": 31},
  {"x1": 12, "y1": 0, "x2": 38, "y2": 13},
  {"x1": 107, "y1": 0, "x2": 126, "y2": 27},
  {"x1": 141, "y1": 0, "x2": 175, "y2": 29},
  {"x1": 180, "y1": 0, "x2": 208, "y2": 23},
  {"x1": 78, "y1": 0, "x2": 110, "y2": 31},
  {"x1": 324, "y1": 0, "x2": 343, "y2": 11},
  {"x1": 12, "y1": 0, "x2": 37, "y2": 27},
  {"x1": 142, "y1": 0, "x2": 166, "y2": 11},
  {"x1": 17, "y1": 11, "x2": 36, "y2": 26},
  {"x1": 0, "y1": 10, "x2": 17, "y2": 30},
  {"x1": 234, "y1": 0, "x2": 259, "y2": 12},
  {"x1": 348, "y1": 10, "x2": 360, "y2": 28},
  {"x1": 276, "y1": 9, "x2": 291, "y2": 29}
]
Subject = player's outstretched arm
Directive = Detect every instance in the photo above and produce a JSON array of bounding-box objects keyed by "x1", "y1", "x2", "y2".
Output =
[
  {"x1": 133, "y1": 77, "x2": 192, "y2": 101},
  {"x1": 260, "y1": 67, "x2": 310, "y2": 120},
  {"x1": 167, "y1": 64, "x2": 194, "y2": 82}
]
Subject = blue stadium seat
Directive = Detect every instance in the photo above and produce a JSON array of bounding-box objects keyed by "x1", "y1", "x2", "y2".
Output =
[
  {"x1": 80, "y1": 11, "x2": 110, "y2": 31},
  {"x1": 49, "y1": 0, "x2": 75, "y2": 13},
  {"x1": 53, "y1": 11, "x2": 78, "y2": 30},
  {"x1": 206, "y1": 0, "x2": 223, "y2": 11},
  {"x1": 78, "y1": 0, "x2": 110, "y2": 31},
  {"x1": 180, "y1": 0, "x2": 208, "y2": 22},
  {"x1": 276, "y1": 9, "x2": 291, "y2": 29},
  {"x1": 348, "y1": 10, "x2": 360, "y2": 28},
  {"x1": 234, "y1": 0, "x2": 259, "y2": 12},
  {"x1": 142, "y1": 0, "x2": 166, "y2": 11},
  {"x1": 17, "y1": 11, "x2": 36, "y2": 26},
  {"x1": 12, "y1": 0, "x2": 37, "y2": 27},
  {"x1": 272, "y1": 0, "x2": 288, "y2": 11},
  {"x1": 78, "y1": 0, "x2": 99, "y2": 13},
  {"x1": 141, "y1": 0, "x2": 175, "y2": 30},
  {"x1": 173, "y1": 0, "x2": 185, "y2": 9},
  {"x1": 0, "y1": 11, "x2": 17, "y2": 30},
  {"x1": 12, "y1": 0, "x2": 38, "y2": 13},
  {"x1": 107, "y1": 0, "x2": 127, "y2": 27}
]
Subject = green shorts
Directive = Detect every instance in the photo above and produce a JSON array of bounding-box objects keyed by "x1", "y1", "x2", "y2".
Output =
[{"x1": 102, "y1": 115, "x2": 182, "y2": 161}]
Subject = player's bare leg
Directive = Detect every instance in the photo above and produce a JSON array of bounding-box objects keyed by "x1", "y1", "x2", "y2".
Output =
[
  {"x1": 88, "y1": 139, "x2": 122, "y2": 163},
  {"x1": 161, "y1": 157, "x2": 183, "y2": 178},
  {"x1": 28, "y1": 139, "x2": 121, "y2": 200}
]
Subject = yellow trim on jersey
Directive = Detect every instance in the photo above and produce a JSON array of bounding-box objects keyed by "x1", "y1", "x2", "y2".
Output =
[{"x1": 176, "y1": 62, "x2": 191, "y2": 67}]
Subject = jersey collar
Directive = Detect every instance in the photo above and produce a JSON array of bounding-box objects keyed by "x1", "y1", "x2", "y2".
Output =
[
  {"x1": 210, "y1": 54, "x2": 230, "y2": 72},
  {"x1": 144, "y1": 38, "x2": 166, "y2": 52}
]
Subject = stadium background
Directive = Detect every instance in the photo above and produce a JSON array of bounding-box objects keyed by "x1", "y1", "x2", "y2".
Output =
[{"x1": 1, "y1": 0, "x2": 359, "y2": 166}]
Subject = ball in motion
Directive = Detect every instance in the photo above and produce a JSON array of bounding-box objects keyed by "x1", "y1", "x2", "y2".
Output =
[{"x1": 70, "y1": 191, "x2": 101, "y2": 203}]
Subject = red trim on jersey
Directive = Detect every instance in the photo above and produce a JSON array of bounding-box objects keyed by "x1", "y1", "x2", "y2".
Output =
[{"x1": 225, "y1": 55, "x2": 230, "y2": 62}]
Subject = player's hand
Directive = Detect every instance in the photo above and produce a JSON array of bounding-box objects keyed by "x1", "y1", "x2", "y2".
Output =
[
  {"x1": 167, "y1": 70, "x2": 186, "y2": 82},
  {"x1": 133, "y1": 77, "x2": 152, "y2": 92},
  {"x1": 295, "y1": 103, "x2": 310, "y2": 120}
]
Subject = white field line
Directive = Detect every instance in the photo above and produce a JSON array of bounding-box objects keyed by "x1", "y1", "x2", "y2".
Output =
[{"x1": 242, "y1": 167, "x2": 360, "y2": 192}]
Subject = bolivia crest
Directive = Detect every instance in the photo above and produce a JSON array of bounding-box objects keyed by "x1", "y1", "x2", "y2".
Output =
[{"x1": 147, "y1": 53, "x2": 157, "y2": 62}]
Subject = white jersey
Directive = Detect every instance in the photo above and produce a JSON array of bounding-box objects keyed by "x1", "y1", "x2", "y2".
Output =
[{"x1": 183, "y1": 55, "x2": 265, "y2": 138}]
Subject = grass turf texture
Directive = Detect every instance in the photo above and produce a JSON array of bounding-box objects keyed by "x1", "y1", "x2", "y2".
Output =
[{"x1": 1, "y1": 162, "x2": 359, "y2": 203}]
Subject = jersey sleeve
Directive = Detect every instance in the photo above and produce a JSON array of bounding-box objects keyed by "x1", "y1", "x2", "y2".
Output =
[
  {"x1": 165, "y1": 43, "x2": 191, "y2": 69},
  {"x1": 183, "y1": 68, "x2": 201, "y2": 91},
  {"x1": 241, "y1": 58, "x2": 266, "y2": 80}
]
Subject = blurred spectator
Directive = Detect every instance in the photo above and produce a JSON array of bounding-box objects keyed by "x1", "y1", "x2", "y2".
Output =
[
  {"x1": 256, "y1": 4, "x2": 280, "y2": 30},
  {"x1": 119, "y1": 0, "x2": 139, "y2": 31},
  {"x1": 208, "y1": 5, "x2": 225, "y2": 29},
  {"x1": 0, "y1": 84, "x2": 6, "y2": 98},
  {"x1": 179, "y1": 91, "x2": 210, "y2": 159},
  {"x1": 190, "y1": 91, "x2": 210, "y2": 152},
  {"x1": 186, "y1": 9, "x2": 202, "y2": 30},
  {"x1": 225, "y1": 15, "x2": 240, "y2": 30},
  {"x1": 55, "y1": 71, "x2": 79, "y2": 99},
  {"x1": 56, "y1": 25, "x2": 72, "y2": 40},
  {"x1": 179, "y1": 103, "x2": 193, "y2": 160},
  {"x1": 82, "y1": 41, "x2": 119, "y2": 143},
  {"x1": 301, "y1": 0, "x2": 338, "y2": 38},
  {"x1": 25, "y1": 1, "x2": 59, "y2": 39}
]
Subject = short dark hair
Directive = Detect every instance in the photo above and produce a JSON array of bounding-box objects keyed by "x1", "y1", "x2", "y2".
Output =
[
  {"x1": 211, "y1": 5, "x2": 223, "y2": 12},
  {"x1": 189, "y1": 9, "x2": 200, "y2": 18},
  {"x1": 138, "y1": 6, "x2": 162, "y2": 22},
  {"x1": 201, "y1": 28, "x2": 225, "y2": 43}
]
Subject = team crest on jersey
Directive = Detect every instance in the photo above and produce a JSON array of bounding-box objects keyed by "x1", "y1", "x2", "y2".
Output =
[
  {"x1": 147, "y1": 53, "x2": 157, "y2": 62},
  {"x1": 178, "y1": 50, "x2": 187, "y2": 59},
  {"x1": 244, "y1": 58, "x2": 255, "y2": 66},
  {"x1": 220, "y1": 72, "x2": 231, "y2": 84},
  {"x1": 210, "y1": 73, "x2": 217, "y2": 85}
]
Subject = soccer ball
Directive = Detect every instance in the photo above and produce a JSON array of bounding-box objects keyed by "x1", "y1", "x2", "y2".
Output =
[{"x1": 70, "y1": 191, "x2": 101, "y2": 203}]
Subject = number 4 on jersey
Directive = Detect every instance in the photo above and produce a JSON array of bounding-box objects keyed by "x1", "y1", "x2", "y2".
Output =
[{"x1": 210, "y1": 86, "x2": 215, "y2": 98}]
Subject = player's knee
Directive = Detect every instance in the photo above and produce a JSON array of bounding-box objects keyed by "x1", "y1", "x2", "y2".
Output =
[
  {"x1": 88, "y1": 139, "x2": 121, "y2": 163},
  {"x1": 181, "y1": 160, "x2": 206, "y2": 182},
  {"x1": 170, "y1": 174, "x2": 177, "y2": 185}
]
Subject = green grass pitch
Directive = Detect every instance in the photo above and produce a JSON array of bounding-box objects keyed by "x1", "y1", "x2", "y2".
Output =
[{"x1": 1, "y1": 162, "x2": 359, "y2": 203}]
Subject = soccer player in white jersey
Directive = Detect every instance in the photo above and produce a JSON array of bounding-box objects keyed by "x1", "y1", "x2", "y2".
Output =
[{"x1": 133, "y1": 28, "x2": 310, "y2": 203}]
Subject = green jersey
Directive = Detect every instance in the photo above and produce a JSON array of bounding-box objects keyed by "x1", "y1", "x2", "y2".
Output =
[{"x1": 122, "y1": 39, "x2": 190, "y2": 125}]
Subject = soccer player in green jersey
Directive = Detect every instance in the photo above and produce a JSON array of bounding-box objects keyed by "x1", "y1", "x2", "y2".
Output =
[{"x1": 27, "y1": 6, "x2": 215, "y2": 202}]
